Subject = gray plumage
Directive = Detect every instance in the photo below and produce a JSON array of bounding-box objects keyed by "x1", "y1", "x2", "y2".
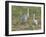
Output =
[
  {"x1": 20, "y1": 14, "x2": 28, "y2": 23},
  {"x1": 20, "y1": 8, "x2": 29, "y2": 23}
]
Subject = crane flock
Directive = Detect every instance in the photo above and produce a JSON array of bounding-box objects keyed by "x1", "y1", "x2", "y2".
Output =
[{"x1": 20, "y1": 8, "x2": 38, "y2": 25}]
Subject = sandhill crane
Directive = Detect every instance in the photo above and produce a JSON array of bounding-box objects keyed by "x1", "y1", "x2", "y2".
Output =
[
  {"x1": 32, "y1": 14, "x2": 38, "y2": 25},
  {"x1": 20, "y1": 8, "x2": 29, "y2": 23}
]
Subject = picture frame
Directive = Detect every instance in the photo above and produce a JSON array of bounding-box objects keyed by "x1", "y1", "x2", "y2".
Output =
[{"x1": 5, "y1": 1, "x2": 45, "y2": 36}]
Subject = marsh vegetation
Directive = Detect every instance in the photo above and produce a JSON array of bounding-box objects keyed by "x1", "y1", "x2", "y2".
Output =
[{"x1": 12, "y1": 6, "x2": 41, "y2": 31}]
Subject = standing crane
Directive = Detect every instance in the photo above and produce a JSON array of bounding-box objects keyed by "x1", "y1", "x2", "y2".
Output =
[
  {"x1": 32, "y1": 14, "x2": 38, "y2": 25},
  {"x1": 20, "y1": 8, "x2": 29, "y2": 23}
]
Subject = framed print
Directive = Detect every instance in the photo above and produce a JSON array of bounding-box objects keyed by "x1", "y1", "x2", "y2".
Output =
[{"x1": 5, "y1": 1, "x2": 45, "y2": 36}]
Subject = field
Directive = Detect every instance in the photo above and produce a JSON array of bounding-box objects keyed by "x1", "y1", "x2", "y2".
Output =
[{"x1": 12, "y1": 6, "x2": 41, "y2": 31}]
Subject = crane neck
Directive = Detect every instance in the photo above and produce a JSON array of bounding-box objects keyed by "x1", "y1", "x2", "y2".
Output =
[
  {"x1": 33, "y1": 14, "x2": 35, "y2": 20},
  {"x1": 27, "y1": 8, "x2": 29, "y2": 17}
]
